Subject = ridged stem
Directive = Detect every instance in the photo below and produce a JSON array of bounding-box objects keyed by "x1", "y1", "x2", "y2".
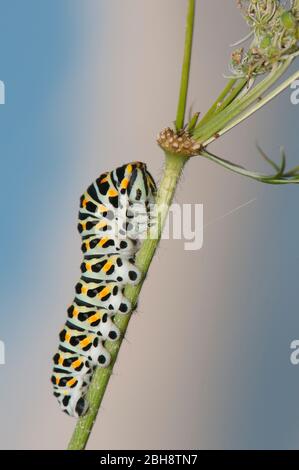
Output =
[{"x1": 176, "y1": 0, "x2": 195, "y2": 130}]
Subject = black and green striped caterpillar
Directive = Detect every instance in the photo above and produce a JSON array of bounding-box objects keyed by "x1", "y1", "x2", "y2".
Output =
[{"x1": 51, "y1": 162, "x2": 156, "y2": 417}]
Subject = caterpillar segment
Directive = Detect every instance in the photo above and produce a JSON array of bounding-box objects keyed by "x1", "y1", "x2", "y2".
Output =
[
  {"x1": 52, "y1": 162, "x2": 156, "y2": 417},
  {"x1": 67, "y1": 304, "x2": 120, "y2": 338}
]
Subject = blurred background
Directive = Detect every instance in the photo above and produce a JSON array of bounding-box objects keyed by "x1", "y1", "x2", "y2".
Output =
[{"x1": 0, "y1": 0, "x2": 298, "y2": 449}]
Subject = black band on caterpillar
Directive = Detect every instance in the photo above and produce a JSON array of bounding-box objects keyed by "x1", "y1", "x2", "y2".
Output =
[{"x1": 51, "y1": 162, "x2": 156, "y2": 417}]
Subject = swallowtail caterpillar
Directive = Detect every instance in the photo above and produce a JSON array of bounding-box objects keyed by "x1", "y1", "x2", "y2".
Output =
[{"x1": 51, "y1": 162, "x2": 156, "y2": 417}]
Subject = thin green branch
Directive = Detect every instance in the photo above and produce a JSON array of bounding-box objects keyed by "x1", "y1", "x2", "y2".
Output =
[
  {"x1": 67, "y1": 0, "x2": 196, "y2": 450},
  {"x1": 200, "y1": 149, "x2": 299, "y2": 184},
  {"x1": 193, "y1": 59, "x2": 293, "y2": 143},
  {"x1": 257, "y1": 143, "x2": 280, "y2": 173},
  {"x1": 196, "y1": 78, "x2": 247, "y2": 128},
  {"x1": 176, "y1": 0, "x2": 196, "y2": 130},
  {"x1": 202, "y1": 67, "x2": 299, "y2": 146}
]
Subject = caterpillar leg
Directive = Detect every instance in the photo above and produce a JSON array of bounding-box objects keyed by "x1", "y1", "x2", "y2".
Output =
[
  {"x1": 52, "y1": 350, "x2": 93, "y2": 415},
  {"x1": 53, "y1": 377, "x2": 90, "y2": 417},
  {"x1": 98, "y1": 311, "x2": 121, "y2": 340}
]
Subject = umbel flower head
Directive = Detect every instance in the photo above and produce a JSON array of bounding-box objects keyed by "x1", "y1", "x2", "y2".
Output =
[
  {"x1": 231, "y1": 0, "x2": 299, "y2": 77},
  {"x1": 157, "y1": 127, "x2": 201, "y2": 156}
]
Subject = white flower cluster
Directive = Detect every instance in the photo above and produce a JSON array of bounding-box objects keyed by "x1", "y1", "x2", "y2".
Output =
[{"x1": 231, "y1": 0, "x2": 299, "y2": 77}]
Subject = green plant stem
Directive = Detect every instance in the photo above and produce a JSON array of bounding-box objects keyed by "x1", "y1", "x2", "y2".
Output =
[
  {"x1": 67, "y1": 0, "x2": 195, "y2": 450},
  {"x1": 176, "y1": 0, "x2": 195, "y2": 130},
  {"x1": 197, "y1": 78, "x2": 246, "y2": 128},
  {"x1": 201, "y1": 149, "x2": 299, "y2": 184},
  {"x1": 193, "y1": 59, "x2": 292, "y2": 143},
  {"x1": 202, "y1": 68, "x2": 299, "y2": 146}
]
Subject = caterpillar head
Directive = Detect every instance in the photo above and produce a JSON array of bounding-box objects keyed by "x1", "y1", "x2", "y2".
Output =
[{"x1": 127, "y1": 163, "x2": 156, "y2": 204}]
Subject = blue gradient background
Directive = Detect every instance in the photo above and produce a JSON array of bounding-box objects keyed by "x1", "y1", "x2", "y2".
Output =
[{"x1": 0, "y1": 0, "x2": 298, "y2": 449}]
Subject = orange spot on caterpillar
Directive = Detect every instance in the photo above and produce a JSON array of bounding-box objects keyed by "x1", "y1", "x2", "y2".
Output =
[
  {"x1": 98, "y1": 237, "x2": 108, "y2": 247},
  {"x1": 67, "y1": 377, "x2": 77, "y2": 388},
  {"x1": 98, "y1": 204, "x2": 108, "y2": 213},
  {"x1": 121, "y1": 178, "x2": 129, "y2": 189},
  {"x1": 72, "y1": 308, "x2": 79, "y2": 318},
  {"x1": 97, "y1": 220, "x2": 108, "y2": 229},
  {"x1": 80, "y1": 337, "x2": 92, "y2": 348},
  {"x1": 87, "y1": 313, "x2": 101, "y2": 324},
  {"x1": 108, "y1": 188, "x2": 118, "y2": 197},
  {"x1": 72, "y1": 359, "x2": 82, "y2": 369},
  {"x1": 82, "y1": 197, "x2": 89, "y2": 208},
  {"x1": 102, "y1": 261, "x2": 113, "y2": 273},
  {"x1": 98, "y1": 286, "x2": 110, "y2": 299}
]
